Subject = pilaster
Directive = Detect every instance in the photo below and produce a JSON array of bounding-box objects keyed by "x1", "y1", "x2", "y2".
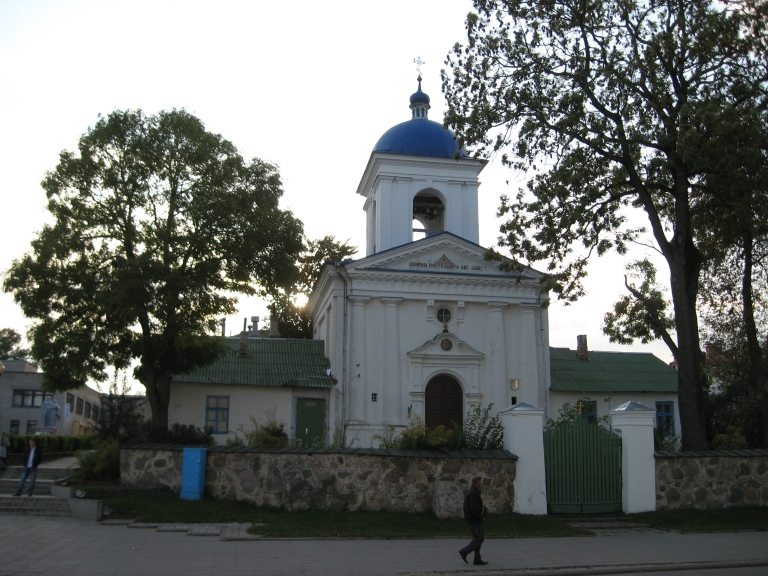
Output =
[{"x1": 381, "y1": 297, "x2": 403, "y2": 424}]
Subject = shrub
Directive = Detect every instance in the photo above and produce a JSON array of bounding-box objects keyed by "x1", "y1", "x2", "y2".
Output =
[
  {"x1": 234, "y1": 418, "x2": 289, "y2": 449},
  {"x1": 93, "y1": 371, "x2": 145, "y2": 442},
  {"x1": 142, "y1": 422, "x2": 214, "y2": 446},
  {"x1": 6, "y1": 434, "x2": 91, "y2": 453},
  {"x1": 74, "y1": 438, "x2": 120, "y2": 482},
  {"x1": 546, "y1": 398, "x2": 610, "y2": 430},
  {"x1": 462, "y1": 403, "x2": 504, "y2": 450},
  {"x1": 711, "y1": 425, "x2": 747, "y2": 450},
  {"x1": 374, "y1": 417, "x2": 461, "y2": 452}
]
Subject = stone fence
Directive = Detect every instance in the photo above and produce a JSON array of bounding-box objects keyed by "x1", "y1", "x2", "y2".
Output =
[
  {"x1": 655, "y1": 449, "x2": 768, "y2": 510},
  {"x1": 120, "y1": 444, "x2": 517, "y2": 515}
]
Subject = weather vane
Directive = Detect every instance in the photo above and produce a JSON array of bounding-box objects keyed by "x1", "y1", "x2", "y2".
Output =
[{"x1": 413, "y1": 56, "x2": 425, "y2": 77}]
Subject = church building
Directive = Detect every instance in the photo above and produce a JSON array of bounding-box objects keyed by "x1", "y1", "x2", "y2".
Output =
[
  {"x1": 308, "y1": 78, "x2": 551, "y2": 447},
  {"x1": 167, "y1": 77, "x2": 679, "y2": 447}
]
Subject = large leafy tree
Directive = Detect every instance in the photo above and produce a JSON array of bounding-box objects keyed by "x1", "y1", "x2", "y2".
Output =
[
  {"x1": 0, "y1": 327, "x2": 30, "y2": 360},
  {"x1": 442, "y1": 0, "x2": 760, "y2": 449},
  {"x1": 265, "y1": 236, "x2": 357, "y2": 338},
  {"x1": 695, "y1": 103, "x2": 768, "y2": 445},
  {"x1": 4, "y1": 109, "x2": 304, "y2": 429},
  {"x1": 602, "y1": 9, "x2": 768, "y2": 445}
]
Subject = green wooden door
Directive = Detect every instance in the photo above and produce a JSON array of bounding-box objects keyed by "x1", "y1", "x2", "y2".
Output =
[
  {"x1": 544, "y1": 418, "x2": 622, "y2": 513},
  {"x1": 296, "y1": 399, "x2": 325, "y2": 448}
]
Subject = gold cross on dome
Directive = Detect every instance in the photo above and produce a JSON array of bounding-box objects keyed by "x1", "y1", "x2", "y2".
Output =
[{"x1": 413, "y1": 56, "x2": 425, "y2": 76}]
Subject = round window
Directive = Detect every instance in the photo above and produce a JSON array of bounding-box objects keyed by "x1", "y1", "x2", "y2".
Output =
[{"x1": 436, "y1": 307, "x2": 452, "y2": 324}]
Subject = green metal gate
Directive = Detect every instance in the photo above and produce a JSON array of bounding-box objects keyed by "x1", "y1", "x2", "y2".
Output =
[
  {"x1": 544, "y1": 418, "x2": 622, "y2": 513},
  {"x1": 295, "y1": 399, "x2": 325, "y2": 448}
]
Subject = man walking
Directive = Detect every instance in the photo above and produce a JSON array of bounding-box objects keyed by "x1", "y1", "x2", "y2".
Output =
[
  {"x1": 459, "y1": 475, "x2": 488, "y2": 565},
  {"x1": 14, "y1": 438, "x2": 42, "y2": 497}
]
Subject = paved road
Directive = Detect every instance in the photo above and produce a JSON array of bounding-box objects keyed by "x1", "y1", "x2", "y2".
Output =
[{"x1": 0, "y1": 514, "x2": 767, "y2": 576}]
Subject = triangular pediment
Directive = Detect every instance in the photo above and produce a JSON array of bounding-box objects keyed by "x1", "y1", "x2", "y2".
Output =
[
  {"x1": 346, "y1": 233, "x2": 545, "y2": 280},
  {"x1": 407, "y1": 331, "x2": 484, "y2": 359}
]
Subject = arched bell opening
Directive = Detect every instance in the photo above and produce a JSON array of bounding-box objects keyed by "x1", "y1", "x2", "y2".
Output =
[
  {"x1": 412, "y1": 218, "x2": 427, "y2": 241},
  {"x1": 425, "y1": 374, "x2": 463, "y2": 429},
  {"x1": 412, "y1": 191, "x2": 444, "y2": 239}
]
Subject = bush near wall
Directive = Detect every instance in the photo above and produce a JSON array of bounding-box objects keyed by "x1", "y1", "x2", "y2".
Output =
[{"x1": 6, "y1": 434, "x2": 94, "y2": 453}]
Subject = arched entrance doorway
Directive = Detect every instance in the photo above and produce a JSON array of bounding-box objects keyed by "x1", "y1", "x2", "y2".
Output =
[{"x1": 425, "y1": 375, "x2": 463, "y2": 429}]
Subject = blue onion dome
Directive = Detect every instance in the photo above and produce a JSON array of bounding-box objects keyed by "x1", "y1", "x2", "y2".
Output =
[
  {"x1": 373, "y1": 76, "x2": 468, "y2": 159},
  {"x1": 409, "y1": 75, "x2": 431, "y2": 109}
]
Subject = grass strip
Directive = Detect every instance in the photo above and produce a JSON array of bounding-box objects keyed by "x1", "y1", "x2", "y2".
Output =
[
  {"x1": 631, "y1": 507, "x2": 768, "y2": 532},
  {"x1": 101, "y1": 490, "x2": 588, "y2": 538}
]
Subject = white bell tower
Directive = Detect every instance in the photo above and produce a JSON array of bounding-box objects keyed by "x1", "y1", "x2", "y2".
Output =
[{"x1": 356, "y1": 77, "x2": 486, "y2": 255}]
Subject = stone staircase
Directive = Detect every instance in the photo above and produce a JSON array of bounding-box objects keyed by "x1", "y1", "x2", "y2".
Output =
[
  {"x1": 0, "y1": 494, "x2": 72, "y2": 516},
  {"x1": 0, "y1": 463, "x2": 77, "y2": 517},
  {"x1": 0, "y1": 466, "x2": 70, "y2": 495}
]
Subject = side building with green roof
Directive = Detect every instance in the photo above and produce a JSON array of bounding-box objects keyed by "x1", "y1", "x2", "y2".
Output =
[
  {"x1": 169, "y1": 335, "x2": 333, "y2": 446},
  {"x1": 548, "y1": 336, "x2": 680, "y2": 437}
]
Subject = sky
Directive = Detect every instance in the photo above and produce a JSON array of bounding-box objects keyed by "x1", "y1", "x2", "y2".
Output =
[{"x1": 0, "y1": 0, "x2": 673, "y2": 392}]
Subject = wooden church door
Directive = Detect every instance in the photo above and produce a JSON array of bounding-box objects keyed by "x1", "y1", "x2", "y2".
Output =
[{"x1": 425, "y1": 375, "x2": 463, "y2": 429}]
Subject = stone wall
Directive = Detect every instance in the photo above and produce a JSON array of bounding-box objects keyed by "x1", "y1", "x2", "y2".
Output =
[
  {"x1": 655, "y1": 449, "x2": 768, "y2": 510},
  {"x1": 121, "y1": 444, "x2": 517, "y2": 514},
  {"x1": 120, "y1": 446, "x2": 184, "y2": 491}
]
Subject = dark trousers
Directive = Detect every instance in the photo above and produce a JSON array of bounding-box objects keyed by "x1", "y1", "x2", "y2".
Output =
[
  {"x1": 15, "y1": 466, "x2": 37, "y2": 496},
  {"x1": 459, "y1": 521, "x2": 485, "y2": 561}
]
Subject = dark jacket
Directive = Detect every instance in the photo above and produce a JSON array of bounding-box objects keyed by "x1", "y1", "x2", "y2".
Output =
[
  {"x1": 463, "y1": 484, "x2": 484, "y2": 524},
  {"x1": 23, "y1": 446, "x2": 42, "y2": 468}
]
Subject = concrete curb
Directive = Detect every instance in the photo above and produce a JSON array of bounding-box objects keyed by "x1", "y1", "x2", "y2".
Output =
[{"x1": 403, "y1": 558, "x2": 768, "y2": 576}]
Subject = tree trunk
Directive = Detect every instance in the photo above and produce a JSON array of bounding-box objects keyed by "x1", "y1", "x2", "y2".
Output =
[
  {"x1": 665, "y1": 189, "x2": 709, "y2": 450},
  {"x1": 741, "y1": 231, "x2": 768, "y2": 447},
  {"x1": 140, "y1": 357, "x2": 171, "y2": 432}
]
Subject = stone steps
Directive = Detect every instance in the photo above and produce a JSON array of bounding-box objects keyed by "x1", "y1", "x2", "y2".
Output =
[
  {"x1": 0, "y1": 466, "x2": 75, "y2": 481},
  {"x1": 0, "y1": 495, "x2": 72, "y2": 516},
  {"x1": 0, "y1": 477, "x2": 55, "y2": 495}
]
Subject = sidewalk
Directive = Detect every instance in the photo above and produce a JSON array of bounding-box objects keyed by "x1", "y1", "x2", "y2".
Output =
[
  {"x1": 37, "y1": 455, "x2": 79, "y2": 469},
  {"x1": 0, "y1": 514, "x2": 767, "y2": 576}
]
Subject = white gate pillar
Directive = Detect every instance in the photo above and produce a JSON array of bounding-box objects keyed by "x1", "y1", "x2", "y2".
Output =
[
  {"x1": 609, "y1": 401, "x2": 657, "y2": 513},
  {"x1": 499, "y1": 402, "x2": 547, "y2": 515}
]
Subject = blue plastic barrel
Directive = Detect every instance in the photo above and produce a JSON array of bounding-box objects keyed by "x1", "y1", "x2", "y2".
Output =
[{"x1": 180, "y1": 447, "x2": 207, "y2": 500}]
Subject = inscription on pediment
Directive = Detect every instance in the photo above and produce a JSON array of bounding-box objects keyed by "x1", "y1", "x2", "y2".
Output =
[{"x1": 407, "y1": 253, "x2": 489, "y2": 272}]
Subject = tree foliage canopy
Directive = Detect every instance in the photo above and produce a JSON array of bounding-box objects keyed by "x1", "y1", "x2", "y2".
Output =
[
  {"x1": 441, "y1": 0, "x2": 764, "y2": 449},
  {"x1": 0, "y1": 327, "x2": 30, "y2": 360},
  {"x1": 3, "y1": 109, "x2": 304, "y2": 427},
  {"x1": 265, "y1": 235, "x2": 357, "y2": 339}
]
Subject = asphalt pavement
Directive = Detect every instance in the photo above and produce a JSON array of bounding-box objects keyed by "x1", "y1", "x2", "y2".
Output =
[{"x1": 0, "y1": 513, "x2": 767, "y2": 576}]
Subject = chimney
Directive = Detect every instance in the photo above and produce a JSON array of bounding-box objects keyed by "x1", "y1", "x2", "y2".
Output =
[
  {"x1": 269, "y1": 307, "x2": 279, "y2": 338},
  {"x1": 576, "y1": 335, "x2": 589, "y2": 360},
  {"x1": 238, "y1": 330, "x2": 249, "y2": 355},
  {"x1": 250, "y1": 316, "x2": 260, "y2": 337},
  {"x1": 220, "y1": 318, "x2": 226, "y2": 338}
]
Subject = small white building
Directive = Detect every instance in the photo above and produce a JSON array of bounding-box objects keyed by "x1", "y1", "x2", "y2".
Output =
[{"x1": 548, "y1": 336, "x2": 680, "y2": 437}]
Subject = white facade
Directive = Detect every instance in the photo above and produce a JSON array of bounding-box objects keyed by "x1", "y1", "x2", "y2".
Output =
[
  {"x1": 169, "y1": 381, "x2": 329, "y2": 446},
  {"x1": 548, "y1": 391, "x2": 681, "y2": 436},
  {"x1": 310, "y1": 119, "x2": 552, "y2": 446},
  {"x1": 358, "y1": 154, "x2": 484, "y2": 255}
]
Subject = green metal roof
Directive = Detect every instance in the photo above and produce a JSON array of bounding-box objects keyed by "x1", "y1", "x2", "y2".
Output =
[
  {"x1": 549, "y1": 347, "x2": 678, "y2": 393},
  {"x1": 173, "y1": 338, "x2": 331, "y2": 389}
]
